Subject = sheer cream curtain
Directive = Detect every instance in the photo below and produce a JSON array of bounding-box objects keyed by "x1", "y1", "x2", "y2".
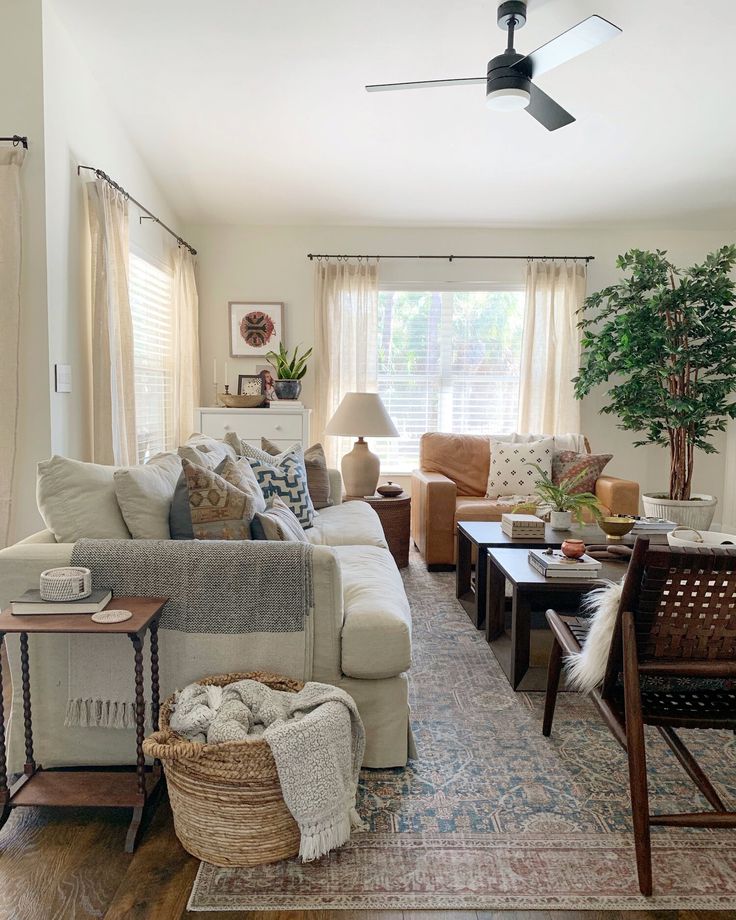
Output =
[
  {"x1": 517, "y1": 260, "x2": 586, "y2": 435},
  {"x1": 313, "y1": 259, "x2": 379, "y2": 466},
  {"x1": 0, "y1": 145, "x2": 26, "y2": 547},
  {"x1": 171, "y1": 246, "x2": 200, "y2": 443},
  {"x1": 86, "y1": 179, "x2": 137, "y2": 465}
]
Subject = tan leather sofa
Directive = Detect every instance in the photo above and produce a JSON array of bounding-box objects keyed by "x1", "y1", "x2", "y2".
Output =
[{"x1": 411, "y1": 432, "x2": 640, "y2": 567}]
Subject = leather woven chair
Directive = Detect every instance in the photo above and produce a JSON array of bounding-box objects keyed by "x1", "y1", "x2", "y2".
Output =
[{"x1": 542, "y1": 538, "x2": 736, "y2": 896}]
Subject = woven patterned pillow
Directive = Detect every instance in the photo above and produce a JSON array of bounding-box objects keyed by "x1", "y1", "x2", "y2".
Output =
[
  {"x1": 181, "y1": 459, "x2": 258, "y2": 540},
  {"x1": 252, "y1": 496, "x2": 309, "y2": 543},
  {"x1": 240, "y1": 444, "x2": 315, "y2": 527},
  {"x1": 486, "y1": 438, "x2": 554, "y2": 498},
  {"x1": 261, "y1": 438, "x2": 332, "y2": 509},
  {"x1": 552, "y1": 451, "x2": 612, "y2": 494}
]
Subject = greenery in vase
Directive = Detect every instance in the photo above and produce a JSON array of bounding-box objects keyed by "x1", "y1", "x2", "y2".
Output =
[
  {"x1": 526, "y1": 464, "x2": 602, "y2": 523},
  {"x1": 265, "y1": 343, "x2": 313, "y2": 380},
  {"x1": 573, "y1": 246, "x2": 736, "y2": 502}
]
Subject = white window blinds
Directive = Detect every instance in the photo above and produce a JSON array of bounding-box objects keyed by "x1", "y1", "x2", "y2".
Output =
[
  {"x1": 129, "y1": 251, "x2": 175, "y2": 463},
  {"x1": 373, "y1": 288, "x2": 525, "y2": 473}
]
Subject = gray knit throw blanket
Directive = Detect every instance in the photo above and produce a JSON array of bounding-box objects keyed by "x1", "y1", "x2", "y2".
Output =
[
  {"x1": 66, "y1": 539, "x2": 315, "y2": 730},
  {"x1": 170, "y1": 679, "x2": 366, "y2": 861}
]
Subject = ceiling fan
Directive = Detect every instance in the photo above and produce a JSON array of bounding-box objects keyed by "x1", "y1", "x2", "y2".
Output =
[{"x1": 365, "y1": 1, "x2": 622, "y2": 131}]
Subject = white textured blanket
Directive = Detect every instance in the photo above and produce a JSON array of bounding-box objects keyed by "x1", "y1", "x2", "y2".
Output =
[{"x1": 170, "y1": 679, "x2": 366, "y2": 861}]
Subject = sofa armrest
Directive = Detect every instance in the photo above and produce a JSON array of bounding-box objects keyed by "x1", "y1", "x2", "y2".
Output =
[
  {"x1": 411, "y1": 469, "x2": 457, "y2": 566},
  {"x1": 0, "y1": 541, "x2": 74, "y2": 610},
  {"x1": 328, "y1": 468, "x2": 343, "y2": 505},
  {"x1": 595, "y1": 475, "x2": 640, "y2": 516}
]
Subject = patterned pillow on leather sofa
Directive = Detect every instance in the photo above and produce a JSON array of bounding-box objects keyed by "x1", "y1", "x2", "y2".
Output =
[{"x1": 552, "y1": 451, "x2": 612, "y2": 494}]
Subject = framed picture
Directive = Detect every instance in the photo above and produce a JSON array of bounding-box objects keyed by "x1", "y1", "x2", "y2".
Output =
[
  {"x1": 229, "y1": 301, "x2": 283, "y2": 357},
  {"x1": 256, "y1": 364, "x2": 278, "y2": 402},
  {"x1": 237, "y1": 374, "x2": 265, "y2": 397}
]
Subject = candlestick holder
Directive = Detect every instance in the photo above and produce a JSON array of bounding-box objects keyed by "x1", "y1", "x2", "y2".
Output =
[{"x1": 224, "y1": 384, "x2": 230, "y2": 395}]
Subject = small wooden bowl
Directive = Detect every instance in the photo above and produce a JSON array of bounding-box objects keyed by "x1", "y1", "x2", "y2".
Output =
[
  {"x1": 218, "y1": 394, "x2": 266, "y2": 409},
  {"x1": 599, "y1": 516, "x2": 635, "y2": 542}
]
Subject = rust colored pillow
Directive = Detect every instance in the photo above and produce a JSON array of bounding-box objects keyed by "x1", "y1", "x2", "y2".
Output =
[{"x1": 552, "y1": 451, "x2": 612, "y2": 494}]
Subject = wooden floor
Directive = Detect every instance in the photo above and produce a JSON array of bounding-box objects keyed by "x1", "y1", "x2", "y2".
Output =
[{"x1": 0, "y1": 797, "x2": 731, "y2": 920}]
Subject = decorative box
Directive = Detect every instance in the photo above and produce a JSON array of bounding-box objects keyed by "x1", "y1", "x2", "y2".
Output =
[{"x1": 501, "y1": 513, "x2": 545, "y2": 539}]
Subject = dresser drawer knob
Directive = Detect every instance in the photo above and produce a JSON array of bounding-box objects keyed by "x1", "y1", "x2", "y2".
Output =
[
  {"x1": 275, "y1": 424, "x2": 282, "y2": 431},
  {"x1": 224, "y1": 425, "x2": 231, "y2": 431}
]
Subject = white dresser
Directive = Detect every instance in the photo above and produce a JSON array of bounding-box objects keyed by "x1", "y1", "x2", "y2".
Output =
[{"x1": 198, "y1": 405, "x2": 312, "y2": 451}]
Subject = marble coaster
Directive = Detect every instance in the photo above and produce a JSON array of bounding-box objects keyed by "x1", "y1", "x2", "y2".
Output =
[{"x1": 91, "y1": 609, "x2": 133, "y2": 624}]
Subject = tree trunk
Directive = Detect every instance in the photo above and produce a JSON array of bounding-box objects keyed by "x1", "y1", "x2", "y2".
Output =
[{"x1": 669, "y1": 428, "x2": 693, "y2": 501}]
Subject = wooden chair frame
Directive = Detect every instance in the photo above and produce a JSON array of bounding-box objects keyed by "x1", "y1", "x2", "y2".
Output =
[{"x1": 542, "y1": 538, "x2": 736, "y2": 896}]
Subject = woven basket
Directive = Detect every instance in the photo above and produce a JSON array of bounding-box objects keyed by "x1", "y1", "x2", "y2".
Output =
[{"x1": 142, "y1": 671, "x2": 302, "y2": 867}]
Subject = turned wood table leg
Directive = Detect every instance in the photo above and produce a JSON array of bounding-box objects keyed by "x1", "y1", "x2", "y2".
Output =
[
  {"x1": 149, "y1": 620, "x2": 160, "y2": 732},
  {"x1": 19, "y1": 633, "x2": 35, "y2": 775},
  {"x1": 0, "y1": 633, "x2": 9, "y2": 830},
  {"x1": 126, "y1": 632, "x2": 147, "y2": 853}
]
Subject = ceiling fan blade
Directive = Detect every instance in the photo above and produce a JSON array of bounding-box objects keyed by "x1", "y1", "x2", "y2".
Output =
[
  {"x1": 516, "y1": 15, "x2": 622, "y2": 79},
  {"x1": 366, "y1": 77, "x2": 485, "y2": 92},
  {"x1": 526, "y1": 83, "x2": 575, "y2": 131}
]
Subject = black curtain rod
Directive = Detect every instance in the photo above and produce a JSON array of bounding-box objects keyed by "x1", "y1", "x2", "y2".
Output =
[
  {"x1": 307, "y1": 253, "x2": 594, "y2": 263},
  {"x1": 0, "y1": 136, "x2": 28, "y2": 149},
  {"x1": 77, "y1": 164, "x2": 197, "y2": 255}
]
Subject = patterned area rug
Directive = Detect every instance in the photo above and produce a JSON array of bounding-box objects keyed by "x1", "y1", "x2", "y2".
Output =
[{"x1": 188, "y1": 551, "x2": 736, "y2": 911}]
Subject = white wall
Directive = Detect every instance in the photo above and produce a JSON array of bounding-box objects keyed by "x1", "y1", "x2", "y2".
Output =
[
  {"x1": 42, "y1": 2, "x2": 181, "y2": 463},
  {"x1": 188, "y1": 223, "x2": 734, "y2": 511},
  {"x1": 0, "y1": 0, "x2": 51, "y2": 542}
]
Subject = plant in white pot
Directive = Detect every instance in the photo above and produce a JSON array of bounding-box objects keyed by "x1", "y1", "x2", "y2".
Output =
[
  {"x1": 526, "y1": 464, "x2": 602, "y2": 531},
  {"x1": 574, "y1": 246, "x2": 736, "y2": 529},
  {"x1": 265, "y1": 343, "x2": 312, "y2": 401}
]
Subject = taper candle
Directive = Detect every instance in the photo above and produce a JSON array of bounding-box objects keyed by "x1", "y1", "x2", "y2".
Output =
[{"x1": 213, "y1": 358, "x2": 217, "y2": 384}]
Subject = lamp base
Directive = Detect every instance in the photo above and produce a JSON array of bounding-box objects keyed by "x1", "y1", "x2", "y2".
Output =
[{"x1": 341, "y1": 438, "x2": 381, "y2": 498}]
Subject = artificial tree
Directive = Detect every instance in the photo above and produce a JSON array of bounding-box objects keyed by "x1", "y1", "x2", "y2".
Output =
[{"x1": 574, "y1": 245, "x2": 736, "y2": 502}]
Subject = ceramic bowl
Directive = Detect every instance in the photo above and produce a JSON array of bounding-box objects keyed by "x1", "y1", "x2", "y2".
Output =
[{"x1": 598, "y1": 516, "x2": 635, "y2": 542}]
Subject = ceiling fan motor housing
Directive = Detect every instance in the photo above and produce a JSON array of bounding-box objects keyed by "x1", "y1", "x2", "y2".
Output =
[
  {"x1": 497, "y1": 1, "x2": 527, "y2": 30},
  {"x1": 486, "y1": 51, "x2": 531, "y2": 99}
]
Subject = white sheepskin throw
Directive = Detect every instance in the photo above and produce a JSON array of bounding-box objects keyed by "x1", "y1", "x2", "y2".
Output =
[{"x1": 564, "y1": 580, "x2": 623, "y2": 693}]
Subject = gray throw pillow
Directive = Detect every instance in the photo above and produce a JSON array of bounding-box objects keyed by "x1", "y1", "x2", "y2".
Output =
[{"x1": 252, "y1": 495, "x2": 309, "y2": 542}]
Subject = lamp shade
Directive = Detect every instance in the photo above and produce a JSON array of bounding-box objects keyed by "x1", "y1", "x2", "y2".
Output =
[{"x1": 324, "y1": 392, "x2": 399, "y2": 438}]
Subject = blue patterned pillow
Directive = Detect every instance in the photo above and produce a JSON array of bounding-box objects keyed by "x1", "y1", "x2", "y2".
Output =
[{"x1": 241, "y1": 444, "x2": 315, "y2": 527}]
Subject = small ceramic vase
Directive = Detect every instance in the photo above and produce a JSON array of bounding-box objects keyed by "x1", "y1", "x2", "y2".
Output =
[{"x1": 561, "y1": 538, "x2": 586, "y2": 559}]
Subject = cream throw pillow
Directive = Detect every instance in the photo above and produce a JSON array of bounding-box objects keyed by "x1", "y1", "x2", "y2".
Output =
[
  {"x1": 253, "y1": 496, "x2": 309, "y2": 542},
  {"x1": 178, "y1": 433, "x2": 236, "y2": 470},
  {"x1": 114, "y1": 452, "x2": 182, "y2": 539},
  {"x1": 37, "y1": 455, "x2": 131, "y2": 542},
  {"x1": 485, "y1": 437, "x2": 555, "y2": 498}
]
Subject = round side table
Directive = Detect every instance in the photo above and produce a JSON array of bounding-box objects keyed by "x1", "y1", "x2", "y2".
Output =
[{"x1": 361, "y1": 493, "x2": 411, "y2": 568}]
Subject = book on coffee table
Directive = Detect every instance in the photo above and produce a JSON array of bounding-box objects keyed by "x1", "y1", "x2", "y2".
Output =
[
  {"x1": 528, "y1": 549, "x2": 602, "y2": 580},
  {"x1": 11, "y1": 588, "x2": 112, "y2": 615}
]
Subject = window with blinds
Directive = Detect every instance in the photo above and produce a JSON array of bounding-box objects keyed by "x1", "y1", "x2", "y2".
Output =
[
  {"x1": 373, "y1": 288, "x2": 525, "y2": 473},
  {"x1": 129, "y1": 251, "x2": 175, "y2": 464}
]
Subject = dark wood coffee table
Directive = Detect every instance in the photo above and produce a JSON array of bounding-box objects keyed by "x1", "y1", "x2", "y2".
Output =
[
  {"x1": 485, "y1": 548, "x2": 625, "y2": 691},
  {"x1": 456, "y1": 521, "x2": 612, "y2": 630}
]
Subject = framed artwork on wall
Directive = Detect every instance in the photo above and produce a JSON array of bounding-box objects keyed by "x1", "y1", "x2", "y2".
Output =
[
  {"x1": 237, "y1": 374, "x2": 264, "y2": 397},
  {"x1": 229, "y1": 301, "x2": 283, "y2": 357}
]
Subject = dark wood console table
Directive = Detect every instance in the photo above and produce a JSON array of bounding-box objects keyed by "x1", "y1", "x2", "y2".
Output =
[{"x1": 0, "y1": 596, "x2": 167, "y2": 852}]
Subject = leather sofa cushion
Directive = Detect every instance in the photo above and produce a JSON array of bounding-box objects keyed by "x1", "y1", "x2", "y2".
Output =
[
  {"x1": 454, "y1": 497, "x2": 522, "y2": 528},
  {"x1": 419, "y1": 432, "x2": 491, "y2": 496},
  {"x1": 306, "y1": 500, "x2": 388, "y2": 549},
  {"x1": 336, "y1": 545, "x2": 411, "y2": 680}
]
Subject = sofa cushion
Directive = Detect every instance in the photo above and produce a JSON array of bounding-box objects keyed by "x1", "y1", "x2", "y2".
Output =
[
  {"x1": 113, "y1": 452, "x2": 181, "y2": 539},
  {"x1": 418, "y1": 432, "x2": 493, "y2": 496},
  {"x1": 335, "y1": 545, "x2": 411, "y2": 680},
  {"x1": 37, "y1": 455, "x2": 131, "y2": 542},
  {"x1": 454, "y1": 496, "x2": 527, "y2": 529},
  {"x1": 486, "y1": 438, "x2": 554, "y2": 498},
  {"x1": 178, "y1": 433, "x2": 236, "y2": 470},
  {"x1": 181, "y1": 459, "x2": 255, "y2": 540},
  {"x1": 252, "y1": 495, "x2": 309, "y2": 542},
  {"x1": 306, "y1": 501, "x2": 387, "y2": 549},
  {"x1": 261, "y1": 438, "x2": 332, "y2": 509}
]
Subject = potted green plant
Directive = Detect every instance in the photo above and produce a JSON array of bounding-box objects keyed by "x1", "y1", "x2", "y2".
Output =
[
  {"x1": 265, "y1": 343, "x2": 313, "y2": 401},
  {"x1": 574, "y1": 246, "x2": 736, "y2": 529},
  {"x1": 526, "y1": 464, "x2": 602, "y2": 530}
]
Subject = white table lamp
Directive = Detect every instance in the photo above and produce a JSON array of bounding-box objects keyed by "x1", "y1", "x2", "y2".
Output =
[{"x1": 325, "y1": 392, "x2": 399, "y2": 497}]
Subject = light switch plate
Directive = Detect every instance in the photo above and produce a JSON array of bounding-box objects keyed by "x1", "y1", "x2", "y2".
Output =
[{"x1": 55, "y1": 364, "x2": 72, "y2": 393}]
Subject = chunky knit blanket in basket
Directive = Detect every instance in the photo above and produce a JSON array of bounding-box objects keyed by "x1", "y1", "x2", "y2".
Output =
[{"x1": 169, "y1": 678, "x2": 366, "y2": 861}]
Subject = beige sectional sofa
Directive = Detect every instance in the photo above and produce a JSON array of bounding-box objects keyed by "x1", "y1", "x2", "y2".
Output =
[{"x1": 0, "y1": 458, "x2": 413, "y2": 771}]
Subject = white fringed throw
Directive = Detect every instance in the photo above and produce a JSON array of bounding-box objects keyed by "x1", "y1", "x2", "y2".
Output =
[
  {"x1": 564, "y1": 580, "x2": 623, "y2": 693},
  {"x1": 171, "y1": 679, "x2": 366, "y2": 861}
]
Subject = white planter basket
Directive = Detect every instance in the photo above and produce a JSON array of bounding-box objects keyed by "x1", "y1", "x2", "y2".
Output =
[
  {"x1": 641, "y1": 492, "x2": 718, "y2": 530},
  {"x1": 549, "y1": 510, "x2": 573, "y2": 531}
]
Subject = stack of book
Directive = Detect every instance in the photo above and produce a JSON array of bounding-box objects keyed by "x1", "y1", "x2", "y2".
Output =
[
  {"x1": 630, "y1": 517, "x2": 677, "y2": 536},
  {"x1": 501, "y1": 513, "x2": 545, "y2": 539},
  {"x1": 528, "y1": 549, "x2": 602, "y2": 580},
  {"x1": 11, "y1": 588, "x2": 112, "y2": 616}
]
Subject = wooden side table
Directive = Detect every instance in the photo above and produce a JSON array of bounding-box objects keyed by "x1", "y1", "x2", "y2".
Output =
[
  {"x1": 0, "y1": 596, "x2": 167, "y2": 852},
  {"x1": 348, "y1": 493, "x2": 411, "y2": 568}
]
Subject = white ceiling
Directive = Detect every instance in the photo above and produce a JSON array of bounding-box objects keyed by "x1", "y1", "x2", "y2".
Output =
[{"x1": 51, "y1": 0, "x2": 736, "y2": 228}]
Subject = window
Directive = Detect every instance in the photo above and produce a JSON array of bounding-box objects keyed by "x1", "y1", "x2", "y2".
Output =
[
  {"x1": 373, "y1": 288, "x2": 525, "y2": 473},
  {"x1": 129, "y1": 251, "x2": 175, "y2": 463}
]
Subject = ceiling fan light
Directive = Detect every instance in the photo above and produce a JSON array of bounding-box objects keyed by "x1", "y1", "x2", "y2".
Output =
[{"x1": 486, "y1": 86, "x2": 530, "y2": 111}]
